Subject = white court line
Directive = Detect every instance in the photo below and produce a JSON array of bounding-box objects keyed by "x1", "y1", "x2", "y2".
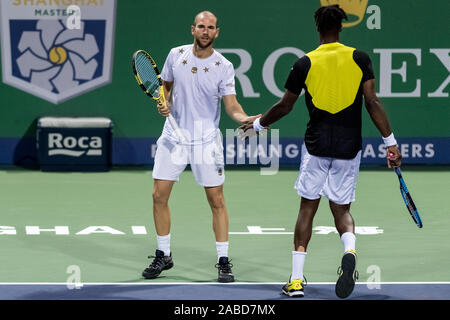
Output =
[
  {"x1": 1, "y1": 282, "x2": 450, "y2": 285},
  {"x1": 229, "y1": 232, "x2": 293, "y2": 235}
]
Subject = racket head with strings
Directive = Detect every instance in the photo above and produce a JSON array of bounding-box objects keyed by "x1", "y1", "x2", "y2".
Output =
[
  {"x1": 394, "y1": 167, "x2": 423, "y2": 228},
  {"x1": 132, "y1": 49, "x2": 165, "y2": 104},
  {"x1": 131, "y1": 49, "x2": 188, "y2": 144}
]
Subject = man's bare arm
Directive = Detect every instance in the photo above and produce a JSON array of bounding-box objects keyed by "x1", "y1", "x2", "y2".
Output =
[
  {"x1": 239, "y1": 90, "x2": 299, "y2": 133},
  {"x1": 223, "y1": 94, "x2": 261, "y2": 125},
  {"x1": 259, "y1": 90, "x2": 299, "y2": 127},
  {"x1": 363, "y1": 79, "x2": 401, "y2": 167},
  {"x1": 157, "y1": 80, "x2": 173, "y2": 117}
]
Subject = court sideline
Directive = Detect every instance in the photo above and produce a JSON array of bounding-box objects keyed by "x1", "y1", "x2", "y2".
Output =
[{"x1": 1, "y1": 282, "x2": 449, "y2": 300}]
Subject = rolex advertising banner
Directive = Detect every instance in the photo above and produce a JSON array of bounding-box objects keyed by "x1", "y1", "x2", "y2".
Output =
[{"x1": 0, "y1": 0, "x2": 449, "y2": 167}]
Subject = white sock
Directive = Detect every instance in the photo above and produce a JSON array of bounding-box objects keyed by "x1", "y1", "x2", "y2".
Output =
[
  {"x1": 341, "y1": 232, "x2": 356, "y2": 252},
  {"x1": 157, "y1": 234, "x2": 171, "y2": 256},
  {"x1": 216, "y1": 241, "x2": 229, "y2": 261},
  {"x1": 292, "y1": 251, "x2": 307, "y2": 280}
]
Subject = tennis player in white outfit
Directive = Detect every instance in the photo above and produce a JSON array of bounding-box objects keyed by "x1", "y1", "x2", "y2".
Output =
[{"x1": 142, "y1": 11, "x2": 260, "y2": 283}]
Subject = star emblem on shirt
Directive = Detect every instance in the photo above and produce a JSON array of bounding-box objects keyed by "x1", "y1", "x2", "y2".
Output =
[
  {"x1": 182, "y1": 60, "x2": 187, "y2": 65},
  {"x1": 215, "y1": 61, "x2": 221, "y2": 66},
  {"x1": 179, "y1": 48, "x2": 185, "y2": 54},
  {"x1": 203, "y1": 67, "x2": 209, "y2": 73}
]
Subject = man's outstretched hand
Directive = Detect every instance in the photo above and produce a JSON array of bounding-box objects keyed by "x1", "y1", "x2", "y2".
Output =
[{"x1": 237, "y1": 115, "x2": 267, "y2": 140}]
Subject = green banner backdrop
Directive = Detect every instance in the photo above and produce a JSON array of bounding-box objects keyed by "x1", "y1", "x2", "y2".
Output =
[{"x1": 0, "y1": 0, "x2": 449, "y2": 165}]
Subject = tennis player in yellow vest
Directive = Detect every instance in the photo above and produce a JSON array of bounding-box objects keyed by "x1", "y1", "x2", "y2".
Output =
[{"x1": 240, "y1": 4, "x2": 402, "y2": 298}]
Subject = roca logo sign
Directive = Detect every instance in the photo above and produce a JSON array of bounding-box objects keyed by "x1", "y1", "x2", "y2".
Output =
[{"x1": 48, "y1": 133, "x2": 102, "y2": 157}]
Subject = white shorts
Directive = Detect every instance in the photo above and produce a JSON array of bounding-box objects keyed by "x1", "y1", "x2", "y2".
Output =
[
  {"x1": 152, "y1": 133, "x2": 225, "y2": 187},
  {"x1": 294, "y1": 144, "x2": 361, "y2": 205}
]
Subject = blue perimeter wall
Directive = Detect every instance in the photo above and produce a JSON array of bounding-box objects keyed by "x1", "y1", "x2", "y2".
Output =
[{"x1": 2, "y1": 137, "x2": 449, "y2": 167}]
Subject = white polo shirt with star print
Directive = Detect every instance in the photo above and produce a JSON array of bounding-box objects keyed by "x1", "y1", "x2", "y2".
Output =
[{"x1": 160, "y1": 44, "x2": 236, "y2": 144}]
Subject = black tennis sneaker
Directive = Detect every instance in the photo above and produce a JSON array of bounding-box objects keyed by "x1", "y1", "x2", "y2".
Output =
[
  {"x1": 142, "y1": 249, "x2": 174, "y2": 279},
  {"x1": 216, "y1": 257, "x2": 235, "y2": 283},
  {"x1": 335, "y1": 249, "x2": 359, "y2": 298}
]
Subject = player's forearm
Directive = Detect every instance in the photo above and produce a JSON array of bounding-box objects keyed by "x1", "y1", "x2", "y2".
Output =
[
  {"x1": 164, "y1": 89, "x2": 171, "y2": 102},
  {"x1": 365, "y1": 98, "x2": 392, "y2": 138},
  {"x1": 260, "y1": 100, "x2": 294, "y2": 127},
  {"x1": 226, "y1": 103, "x2": 249, "y2": 124},
  {"x1": 162, "y1": 81, "x2": 173, "y2": 102}
]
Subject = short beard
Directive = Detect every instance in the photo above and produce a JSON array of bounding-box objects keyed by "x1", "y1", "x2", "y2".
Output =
[{"x1": 195, "y1": 37, "x2": 214, "y2": 49}]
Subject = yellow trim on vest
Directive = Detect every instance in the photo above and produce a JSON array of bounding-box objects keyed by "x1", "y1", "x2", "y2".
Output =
[{"x1": 305, "y1": 43, "x2": 362, "y2": 114}]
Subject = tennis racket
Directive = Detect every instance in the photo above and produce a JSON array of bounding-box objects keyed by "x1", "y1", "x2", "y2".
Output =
[
  {"x1": 132, "y1": 49, "x2": 187, "y2": 144},
  {"x1": 394, "y1": 167, "x2": 423, "y2": 228}
]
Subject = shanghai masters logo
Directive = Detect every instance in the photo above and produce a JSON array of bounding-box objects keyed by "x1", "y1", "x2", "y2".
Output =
[
  {"x1": 0, "y1": 1, "x2": 116, "y2": 104},
  {"x1": 13, "y1": 20, "x2": 102, "y2": 95}
]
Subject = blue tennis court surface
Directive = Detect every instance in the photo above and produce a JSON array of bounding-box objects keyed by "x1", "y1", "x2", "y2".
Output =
[{"x1": 1, "y1": 282, "x2": 449, "y2": 300}]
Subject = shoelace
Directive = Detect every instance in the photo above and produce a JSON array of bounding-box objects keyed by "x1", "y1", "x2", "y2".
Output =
[
  {"x1": 215, "y1": 260, "x2": 233, "y2": 273},
  {"x1": 288, "y1": 275, "x2": 307, "y2": 287},
  {"x1": 337, "y1": 266, "x2": 359, "y2": 281},
  {"x1": 147, "y1": 255, "x2": 165, "y2": 269}
]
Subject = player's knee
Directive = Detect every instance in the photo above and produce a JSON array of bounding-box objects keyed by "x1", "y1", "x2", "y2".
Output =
[
  {"x1": 152, "y1": 190, "x2": 169, "y2": 207},
  {"x1": 208, "y1": 195, "x2": 226, "y2": 211}
]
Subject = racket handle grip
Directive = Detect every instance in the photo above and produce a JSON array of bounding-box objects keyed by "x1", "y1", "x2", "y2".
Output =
[{"x1": 156, "y1": 88, "x2": 169, "y2": 111}]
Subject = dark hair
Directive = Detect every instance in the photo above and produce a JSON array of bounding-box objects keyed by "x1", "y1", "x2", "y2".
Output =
[{"x1": 314, "y1": 5, "x2": 348, "y2": 34}]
